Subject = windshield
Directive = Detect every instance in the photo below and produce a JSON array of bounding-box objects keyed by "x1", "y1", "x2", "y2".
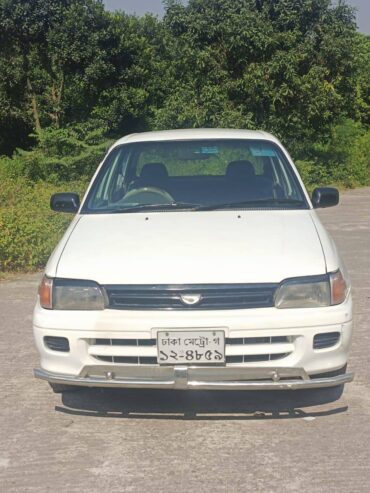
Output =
[{"x1": 83, "y1": 139, "x2": 308, "y2": 213}]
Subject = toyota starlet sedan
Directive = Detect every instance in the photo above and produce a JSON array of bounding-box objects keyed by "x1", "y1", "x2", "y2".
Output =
[{"x1": 33, "y1": 129, "x2": 354, "y2": 396}]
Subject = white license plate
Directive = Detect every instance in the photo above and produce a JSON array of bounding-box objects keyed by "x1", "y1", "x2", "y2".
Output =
[{"x1": 157, "y1": 330, "x2": 225, "y2": 365}]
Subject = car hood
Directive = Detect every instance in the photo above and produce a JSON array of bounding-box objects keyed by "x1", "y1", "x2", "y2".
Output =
[{"x1": 55, "y1": 210, "x2": 326, "y2": 284}]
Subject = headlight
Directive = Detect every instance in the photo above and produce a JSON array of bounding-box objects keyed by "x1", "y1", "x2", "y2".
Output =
[
  {"x1": 39, "y1": 276, "x2": 105, "y2": 310},
  {"x1": 275, "y1": 271, "x2": 348, "y2": 309}
]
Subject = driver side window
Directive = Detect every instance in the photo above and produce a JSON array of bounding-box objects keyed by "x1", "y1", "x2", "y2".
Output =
[{"x1": 92, "y1": 148, "x2": 131, "y2": 206}]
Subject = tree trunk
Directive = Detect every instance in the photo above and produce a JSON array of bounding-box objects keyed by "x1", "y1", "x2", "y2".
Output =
[
  {"x1": 50, "y1": 74, "x2": 64, "y2": 128},
  {"x1": 26, "y1": 76, "x2": 41, "y2": 133}
]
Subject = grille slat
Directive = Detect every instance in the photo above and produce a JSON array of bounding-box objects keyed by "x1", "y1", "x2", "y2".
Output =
[
  {"x1": 227, "y1": 336, "x2": 289, "y2": 345},
  {"x1": 104, "y1": 284, "x2": 278, "y2": 310},
  {"x1": 94, "y1": 338, "x2": 156, "y2": 347},
  {"x1": 94, "y1": 354, "x2": 290, "y2": 365}
]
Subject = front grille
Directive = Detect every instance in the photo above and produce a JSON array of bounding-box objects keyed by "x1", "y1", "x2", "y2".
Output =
[
  {"x1": 91, "y1": 335, "x2": 292, "y2": 365},
  {"x1": 226, "y1": 336, "x2": 291, "y2": 364},
  {"x1": 103, "y1": 284, "x2": 278, "y2": 310}
]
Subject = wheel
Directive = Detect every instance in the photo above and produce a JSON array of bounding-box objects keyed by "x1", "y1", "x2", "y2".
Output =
[{"x1": 49, "y1": 382, "x2": 83, "y2": 393}]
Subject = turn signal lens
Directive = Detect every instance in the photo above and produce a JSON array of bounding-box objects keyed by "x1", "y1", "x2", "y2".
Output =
[
  {"x1": 38, "y1": 276, "x2": 53, "y2": 309},
  {"x1": 330, "y1": 270, "x2": 347, "y2": 305}
]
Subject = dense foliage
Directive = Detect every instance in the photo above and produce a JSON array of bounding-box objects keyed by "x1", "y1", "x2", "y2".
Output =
[
  {"x1": 0, "y1": 0, "x2": 369, "y2": 271},
  {"x1": 0, "y1": 175, "x2": 87, "y2": 271}
]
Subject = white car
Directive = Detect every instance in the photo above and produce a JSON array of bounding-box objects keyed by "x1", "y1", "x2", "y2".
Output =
[{"x1": 33, "y1": 129, "x2": 354, "y2": 395}]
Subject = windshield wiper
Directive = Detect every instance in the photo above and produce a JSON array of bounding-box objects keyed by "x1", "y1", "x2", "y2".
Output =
[
  {"x1": 109, "y1": 202, "x2": 200, "y2": 213},
  {"x1": 196, "y1": 198, "x2": 306, "y2": 211}
]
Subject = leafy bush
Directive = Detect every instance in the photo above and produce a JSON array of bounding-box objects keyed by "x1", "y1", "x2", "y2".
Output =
[
  {"x1": 295, "y1": 160, "x2": 330, "y2": 192},
  {"x1": 310, "y1": 120, "x2": 370, "y2": 187},
  {"x1": 0, "y1": 176, "x2": 87, "y2": 271},
  {"x1": 0, "y1": 122, "x2": 109, "y2": 272},
  {"x1": 0, "y1": 123, "x2": 108, "y2": 272},
  {"x1": 0, "y1": 122, "x2": 112, "y2": 183},
  {"x1": 296, "y1": 120, "x2": 370, "y2": 189}
]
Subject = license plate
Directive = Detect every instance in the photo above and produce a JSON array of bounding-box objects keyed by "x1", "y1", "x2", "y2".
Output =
[{"x1": 157, "y1": 330, "x2": 225, "y2": 365}]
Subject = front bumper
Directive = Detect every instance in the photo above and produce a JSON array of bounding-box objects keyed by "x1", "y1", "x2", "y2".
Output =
[
  {"x1": 33, "y1": 295, "x2": 354, "y2": 391},
  {"x1": 34, "y1": 365, "x2": 354, "y2": 390}
]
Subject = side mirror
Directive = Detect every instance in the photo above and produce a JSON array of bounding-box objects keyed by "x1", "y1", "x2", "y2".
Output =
[
  {"x1": 311, "y1": 187, "x2": 339, "y2": 209},
  {"x1": 50, "y1": 193, "x2": 80, "y2": 213}
]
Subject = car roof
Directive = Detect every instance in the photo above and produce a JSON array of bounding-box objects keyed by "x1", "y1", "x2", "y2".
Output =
[{"x1": 111, "y1": 128, "x2": 280, "y2": 148}]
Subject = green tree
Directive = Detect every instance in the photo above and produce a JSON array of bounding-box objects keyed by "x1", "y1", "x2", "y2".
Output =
[
  {"x1": 91, "y1": 13, "x2": 169, "y2": 136},
  {"x1": 0, "y1": 0, "x2": 114, "y2": 150},
  {"x1": 354, "y1": 33, "x2": 370, "y2": 126},
  {"x1": 0, "y1": 1, "x2": 168, "y2": 154},
  {"x1": 159, "y1": 0, "x2": 358, "y2": 154}
]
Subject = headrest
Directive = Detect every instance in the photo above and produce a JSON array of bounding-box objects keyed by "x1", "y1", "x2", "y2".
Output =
[
  {"x1": 226, "y1": 160, "x2": 255, "y2": 181},
  {"x1": 140, "y1": 162, "x2": 168, "y2": 182}
]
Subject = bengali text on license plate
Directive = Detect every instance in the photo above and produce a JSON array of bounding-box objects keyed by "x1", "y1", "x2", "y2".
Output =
[{"x1": 157, "y1": 330, "x2": 225, "y2": 365}]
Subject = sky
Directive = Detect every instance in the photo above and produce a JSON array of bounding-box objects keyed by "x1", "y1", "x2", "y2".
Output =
[{"x1": 103, "y1": 0, "x2": 370, "y2": 34}]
